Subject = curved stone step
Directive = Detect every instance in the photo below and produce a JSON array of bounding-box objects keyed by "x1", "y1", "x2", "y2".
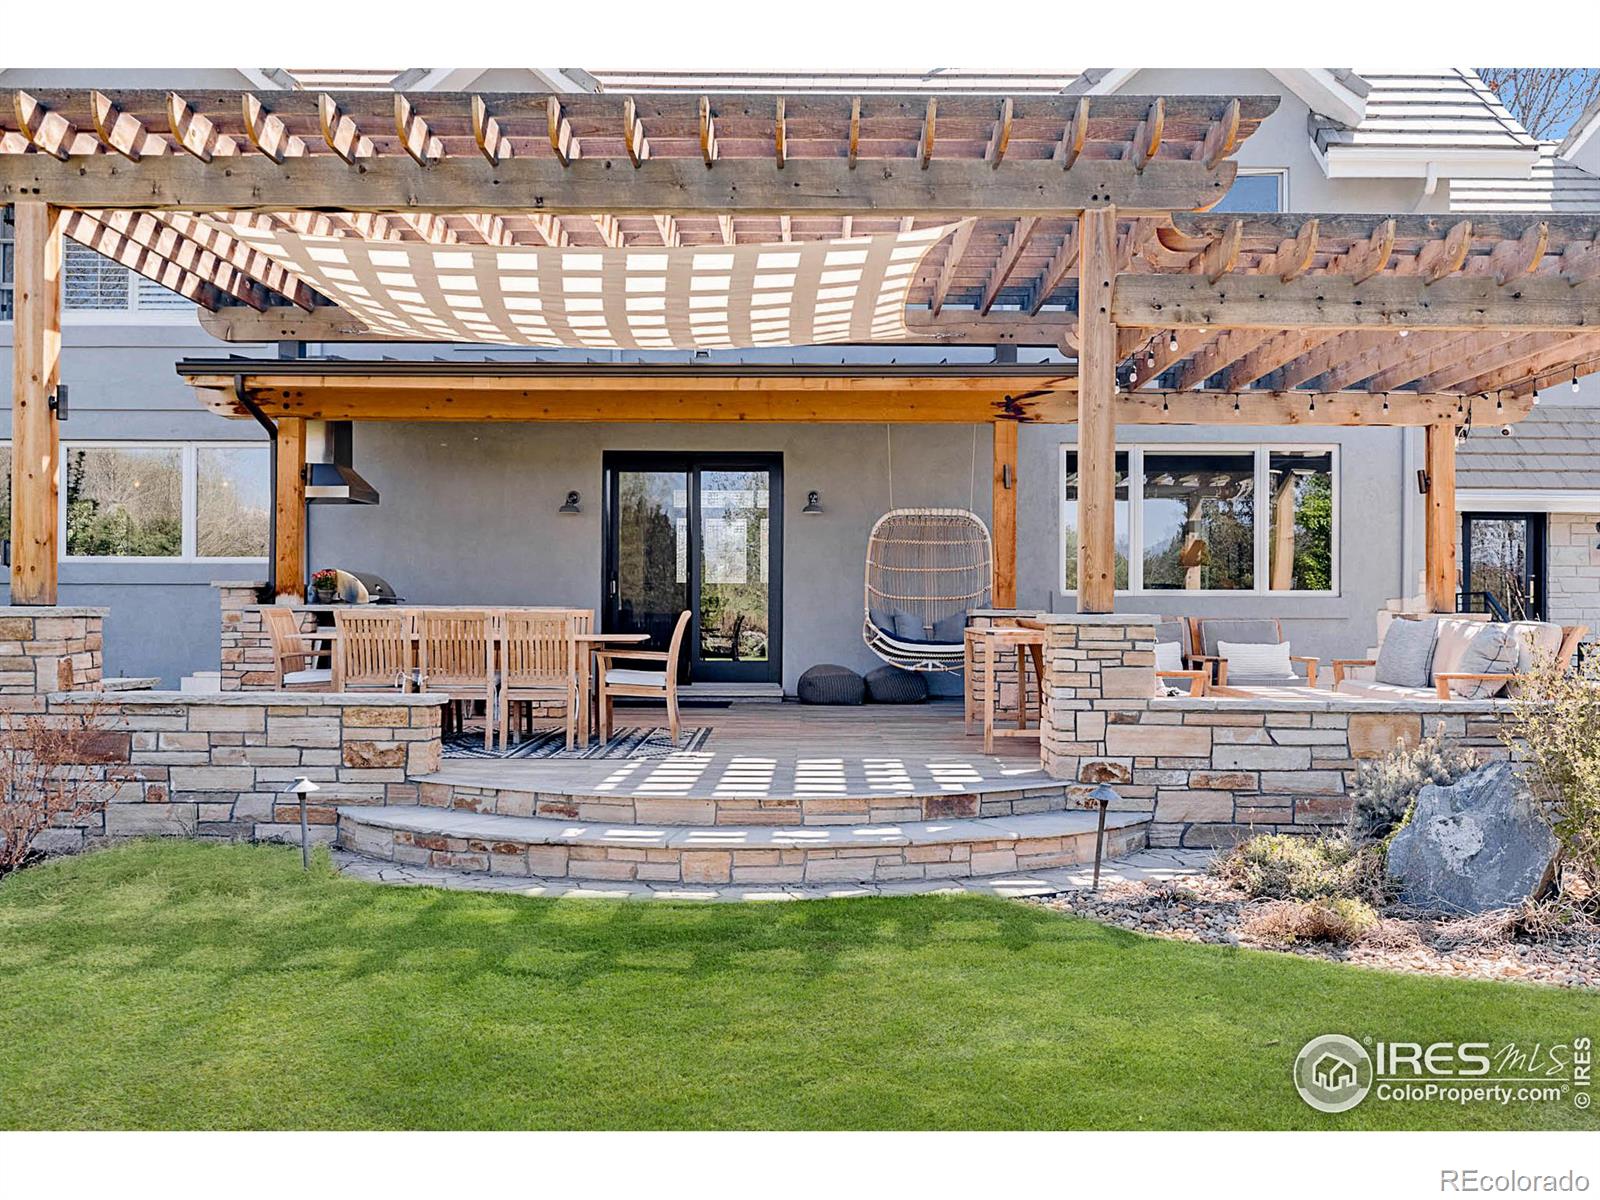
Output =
[
  {"x1": 337, "y1": 805, "x2": 1150, "y2": 886},
  {"x1": 415, "y1": 771, "x2": 1079, "y2": 827}
]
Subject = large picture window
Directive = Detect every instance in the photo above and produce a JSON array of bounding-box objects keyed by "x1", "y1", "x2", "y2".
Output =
[
  {"x1": 60, "y1": 443, "x2": 269, "y2": 561},
  {"x1": 1060, "y1": 443, "x2": 1337, "y2": 595}
]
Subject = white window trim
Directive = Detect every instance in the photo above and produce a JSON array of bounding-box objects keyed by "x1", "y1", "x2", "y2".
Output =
[
  {"x1": 58, "y1": 440, "x2": 269, "y2": 564},
  {"x1": 1059, "y1": 440, "x2": 1340, "y2": 598}
]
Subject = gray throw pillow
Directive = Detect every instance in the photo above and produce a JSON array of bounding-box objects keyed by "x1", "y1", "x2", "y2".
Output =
[
  {"x1": 893, "y1": 610, "x2": 930, "y2": 643},
  {"x1": 1374, "y1": 617, "x2": 1439, "y2": 688},
  {"x1": 869, "y1": 606, "x2": 896, "y2": 634},
  {"x1": 932, "y1": 610, "x2": 967, "y2": 644},
  {"x1": 1446, "y1": 623, "x2": 1521, "y2": 699}
]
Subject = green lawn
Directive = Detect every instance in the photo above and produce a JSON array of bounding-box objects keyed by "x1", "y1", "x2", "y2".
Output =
[{"x1": 0, "y1": 841, "x2": 1592, "y2": 1130}]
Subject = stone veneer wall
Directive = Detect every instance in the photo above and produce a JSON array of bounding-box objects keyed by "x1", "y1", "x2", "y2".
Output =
[
  {"x1": 0, "y1": 607, "x2": 105, "y2": 704},
  {"x1": 216, "y1": 582, "x2": 320, "y2": 690},
  {"x1": 35, "y1": 692, "x2": 444, "y2": 854},
  {"x1": 1034, "y1": 613, "x2": 1518, "y2": 847},
  {"x1": 1545, "y1": 513, "x2": 1600, "y2": 636}
]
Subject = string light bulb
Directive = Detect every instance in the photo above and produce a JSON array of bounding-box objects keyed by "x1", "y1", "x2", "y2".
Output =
[
  {"x1": 1495, "y1": 393, "x2": 1504, "y2": 413},
  {"x1": 1233, "y1": 395, "x2": 1241, "y2": 413},
  {"x1": 1382, "y1": 393, "x2": 1390, "y2": 413},
  {"x1": 1162, "y1": 395, "x2": 1170, "y2": 413},
  {"x1": 1167, "y1": 332, "x2": 1179, "y2": 353},
  {"x1": 1574, "y1": 371, "x2": 1582, "y2": 394}
]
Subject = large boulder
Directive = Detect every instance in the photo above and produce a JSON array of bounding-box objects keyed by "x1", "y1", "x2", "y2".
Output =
[{"x1": 1386, "y1": 762, "x2": 1560, "y2": 913}]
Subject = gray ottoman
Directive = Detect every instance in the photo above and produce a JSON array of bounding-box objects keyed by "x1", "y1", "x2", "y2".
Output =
[
  {"x1": 797, "y1": 664, "x2": 866, "y2": 705},
  {"x1": 865, "y1": 665, "x2": 928, "y2": 704}
]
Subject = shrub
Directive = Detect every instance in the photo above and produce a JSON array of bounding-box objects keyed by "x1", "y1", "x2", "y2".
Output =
[
  {"x1": 0, "y1": 707, "x2": 116, "y2": 875},
  {"x1": 1243, "y1": 897, "x2": 1379, "y2": 946},
  {"x1": 1213, "y1": 833, "x2": 1392, "y2": 906},
  {"x1": 1504, "y1": 653, "x2": 1600, "y2": 896},
  {"x1": 1348, "y1": 727, "x2": 1478, "y2": 841}
]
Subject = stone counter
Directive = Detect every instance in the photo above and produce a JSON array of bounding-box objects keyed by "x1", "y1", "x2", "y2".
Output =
[{"x1": 38, "y1": 690, "x2": 446, "y2": 852}]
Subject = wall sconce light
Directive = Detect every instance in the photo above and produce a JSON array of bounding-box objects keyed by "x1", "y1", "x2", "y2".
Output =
[
  {"x1": 1416, "y1": 469, "x2": 1431, "y2": 496},
  {"x1": 1001, "y1": 465, "x2": 1013, "y2": 490},
  {"x1": 802, "y1": 490, "x2": 824, "y2": 515},
  {"x1": 558, "y1": 490, "x2": 582, "y2": 514}
]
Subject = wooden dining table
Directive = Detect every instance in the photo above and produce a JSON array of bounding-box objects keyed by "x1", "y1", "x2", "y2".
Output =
[{"x1": 300, "y1": 607, "x2": 651, "y2": 744}]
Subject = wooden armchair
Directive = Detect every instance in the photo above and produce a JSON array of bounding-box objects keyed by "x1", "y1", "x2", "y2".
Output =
[
  {"x1": 595, "y1": 610, "x2": 691, "y2": 743},
  {"x1": 261, "y1": 606, "x2": 332, "y2": 690},
  {"x1": 1188, "y1": 617, "x2": 1319, "y2": 689}
]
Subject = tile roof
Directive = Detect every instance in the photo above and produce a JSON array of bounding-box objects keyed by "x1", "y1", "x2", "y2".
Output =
[
  {"x1": 1313, "y1": 70, "x2": 1537, "y2": 157},
  {"x1": 1450, "y1": 143, "x2": 1600, "y2": 213},
  {"x1": 1458, "y1": 403, "x2": 1600, "y2": 491}
]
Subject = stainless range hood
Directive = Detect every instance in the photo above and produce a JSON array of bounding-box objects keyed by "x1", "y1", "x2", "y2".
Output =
[{"x1": 304, "y1": 420, "x2": 379, "y2": 505}]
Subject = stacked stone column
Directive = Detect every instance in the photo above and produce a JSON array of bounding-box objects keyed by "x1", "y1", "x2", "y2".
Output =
[
  {"x1": 1036, "y1": 613, "x2": 1160, "y2": 793},
  {"x1": 0, "y1": 606, "x2": 106, "y2": 707}
]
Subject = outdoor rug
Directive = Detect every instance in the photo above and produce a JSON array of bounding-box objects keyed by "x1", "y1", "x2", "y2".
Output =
[{"x1": 442, "y1": 726, "x2": 712, "y2": 761}]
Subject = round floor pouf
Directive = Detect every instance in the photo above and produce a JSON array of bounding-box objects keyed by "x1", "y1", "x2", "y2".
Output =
[
  {"x1": 796, "y1": 664, "x2": 866, "y2": 705},
  {"x1": 865, "y1": 665, "x2": 929, "y2": 704}
]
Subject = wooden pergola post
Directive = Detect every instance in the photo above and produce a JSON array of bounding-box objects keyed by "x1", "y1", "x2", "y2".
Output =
[
  {"x1": 9, "y1": 202, "x2": 63, "y2": 606},
  {"x1": 991, "y1": 421, "x2": 1018, "y2": 608},
  {"x1": 1076, "y1": 206, "x2": 1118, "y2": 613},
  {"x1": 1424, "y1": 421, "x2": 1458, "y2": 613},
  {"x1": 274, "y1": 417, "x2": 307, "y2": 600}
]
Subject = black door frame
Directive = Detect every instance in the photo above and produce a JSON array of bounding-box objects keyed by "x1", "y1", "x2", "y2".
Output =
[
  {"x1": 1460, "y1": 511, "x2": 1548, "y2": 621},
  {"x1": 602, "y1": 451, "x2": 784, "y2": 684}
]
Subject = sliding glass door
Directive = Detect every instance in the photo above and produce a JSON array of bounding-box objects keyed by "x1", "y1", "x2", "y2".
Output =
[{"x1": 604, "y1": 453, "x2": 782, "y2": 684}]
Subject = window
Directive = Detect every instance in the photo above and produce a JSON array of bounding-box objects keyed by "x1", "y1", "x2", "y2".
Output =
[
  {"x1": 0, "y1": 443, "x2": 10, "y2": 549},
  {"x1": 1142, "y1": 451, "x2": 1256, "y2": 591},
  {"x1": 66, "y1": 447, "x2": 183, "y2": 557},
  {"x1": 60, "y1": 443, "x2": 269, "y2": 561},
  {"x1": 196, "y1": 447, "x2": 271, "y2": 559},
  {"x1": 1059, "y1": 443, "x2": 1337, "y2": 595},
  {"x1": 1061, "y1": 451, "x2": 1131, "y2": 590},
  {"x1": 1, "y1": 205, "x2": 13, "y2": 321},
  {"x1": 1267, "y1": 450, "x2": 1335, "y2": 591},
  {"x1": 1211, "y1": 169, "x2": 1287, "y2": 213}
]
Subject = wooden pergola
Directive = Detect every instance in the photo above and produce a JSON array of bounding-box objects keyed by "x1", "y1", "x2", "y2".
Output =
[{"x1": 5, "y1": 87, "x2": 1600, "y2": 614}]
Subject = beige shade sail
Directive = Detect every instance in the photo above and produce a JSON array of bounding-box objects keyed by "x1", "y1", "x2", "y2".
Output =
[{"x1": 214, "y1": 216, "x2": 963, "y2": 350}]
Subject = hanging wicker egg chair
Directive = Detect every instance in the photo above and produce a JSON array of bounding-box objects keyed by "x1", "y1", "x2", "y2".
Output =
[{"x1": 863, "y1": 508, "x2": 993, "y2": 672}]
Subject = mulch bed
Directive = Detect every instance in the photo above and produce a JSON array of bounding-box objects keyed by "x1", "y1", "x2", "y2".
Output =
[{"x1": 1029, "y1": 873, "x2": 1600, "y2": 990}]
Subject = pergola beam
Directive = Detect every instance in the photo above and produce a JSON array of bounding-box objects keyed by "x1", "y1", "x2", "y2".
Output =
[
  {"x1": 1112, "y1": 273, "x2": 1600, "y2": 332},
  {"x1": 0, "y1": 154, "x2": 1242, "y2": 216}
]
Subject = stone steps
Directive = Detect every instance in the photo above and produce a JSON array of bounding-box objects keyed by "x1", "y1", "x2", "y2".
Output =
[
  {"x1": 415, "y1": 772, "x2": 1081, "y2": 827},
  {"x1": 336, "y1": 805, "x2": 1150, "y2": 886}
]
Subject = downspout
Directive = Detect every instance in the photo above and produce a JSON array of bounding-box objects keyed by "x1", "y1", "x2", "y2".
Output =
[{"x1": 235, "y1": 373, "x2": 278, "y2": 600}]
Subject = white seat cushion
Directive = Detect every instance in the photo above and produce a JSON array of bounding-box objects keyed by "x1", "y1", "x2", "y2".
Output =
[
  {"x1": 284, "y1": 667, "x2": 333, "y2": 686},
  {"x1": 606, "y1": 668, "x2": 668, "y2": 688}
]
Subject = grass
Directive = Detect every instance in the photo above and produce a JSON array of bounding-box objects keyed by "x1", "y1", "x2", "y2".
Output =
[{"x1": 0, "y1": 840, "x2": 1593, "y2": 1131}]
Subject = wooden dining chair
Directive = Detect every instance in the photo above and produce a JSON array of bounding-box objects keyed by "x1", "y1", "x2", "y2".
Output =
[
  {"x1": 595, "y1": 609, "x2": 692, "y2": 745},
  {"x1": 334, "y1": 609, "x2": 414, "y2": 694},
  {"x1": 499, "y1": 611, "x2": 579, "y2": 750},
  {"x1": 416, "y1": 609, "x2": 496, "y2": 750},
  {"x1": 261, "y1": 606, "x2": 332, "y2": 691}
]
